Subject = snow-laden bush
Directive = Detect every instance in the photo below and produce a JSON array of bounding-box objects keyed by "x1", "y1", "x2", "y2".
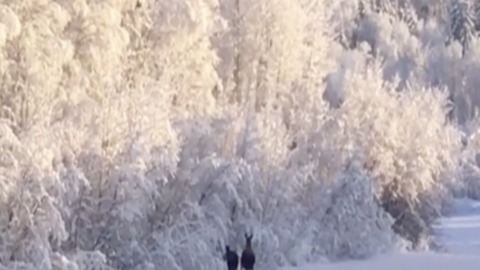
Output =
[
  {"x1": 320, "y1": 54, "x2": 462, "y2": 249},
  {"x1": 315, "y1": 157, "x2": 396, "y2": 260},
  {"x1": 451, "y1": 117, "x2": 480, "y2": 200},
  {"x1": 0, "y1": 121, "x2": 117, "y2": 270}
]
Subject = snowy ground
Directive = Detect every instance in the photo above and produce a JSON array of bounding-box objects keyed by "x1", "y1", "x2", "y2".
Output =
[{"x1": 284, "y1": 198, "x2": 480, "y2": 270}]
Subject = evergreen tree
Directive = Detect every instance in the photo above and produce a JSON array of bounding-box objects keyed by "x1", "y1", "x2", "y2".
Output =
[{"x1": 449, "y1": 0, "x2": 476, "y2": 56}]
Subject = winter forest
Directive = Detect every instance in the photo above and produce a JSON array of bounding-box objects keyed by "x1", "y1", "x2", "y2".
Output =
[{"x1": 3, "y1": 0, "x2": 480, "y2": 269}]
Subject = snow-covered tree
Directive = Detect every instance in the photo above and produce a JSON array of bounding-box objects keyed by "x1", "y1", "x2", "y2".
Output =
[{"x1": 448, "y1": 0, "x2": 476, "y2": 56}]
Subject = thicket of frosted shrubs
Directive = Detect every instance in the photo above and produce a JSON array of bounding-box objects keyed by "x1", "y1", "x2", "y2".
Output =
[{"x1": 0, "y1": 0, "x2": 479, "y2": 269}]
